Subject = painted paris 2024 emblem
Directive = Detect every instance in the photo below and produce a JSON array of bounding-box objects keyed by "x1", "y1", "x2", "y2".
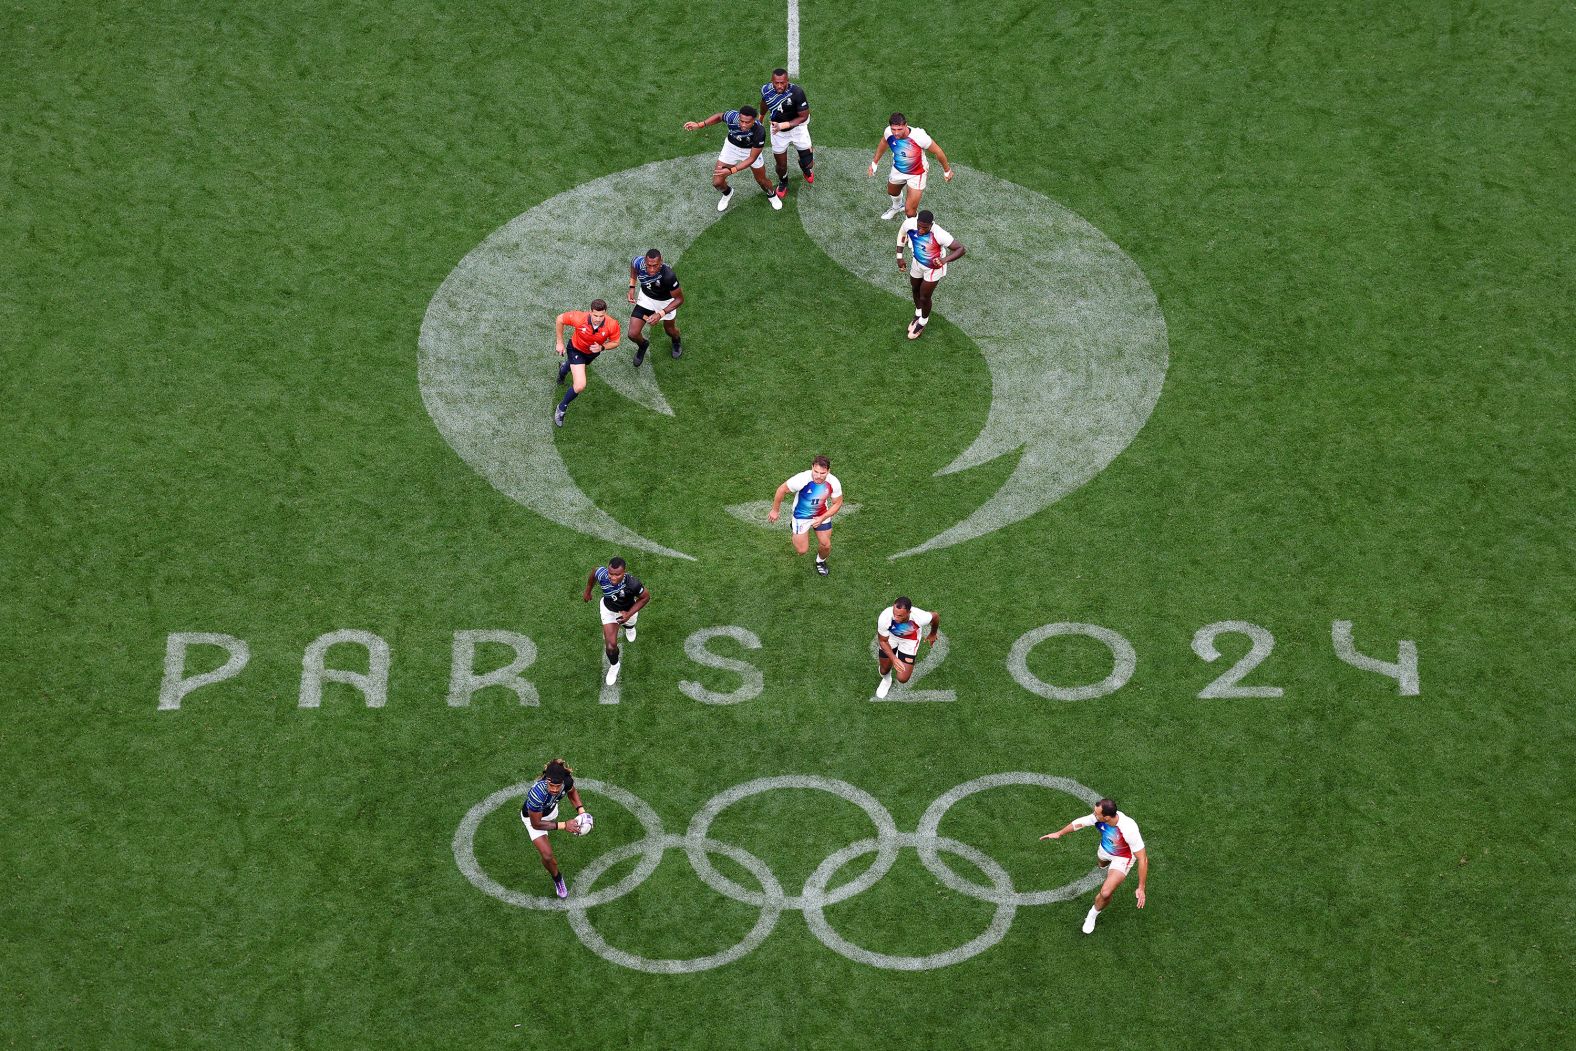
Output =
[{"x1": 418, "y1": 148, "x2": 1168, "y2": 560}]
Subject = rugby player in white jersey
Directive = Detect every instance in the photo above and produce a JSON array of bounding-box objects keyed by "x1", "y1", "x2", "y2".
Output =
[
  {"x1": 868, "y1": 112, "x2": 954, "y2": 220},
  {"x1": 767, "y1": 455, "x2": 843, "y2": 576},
  {"x1": 896, "y1": 209, "x2": 966, "y2": 339},
  {"x1": 874, "y1": 597, "x2": 940, "y2": 698},
  {"x1": 1041, "y1": 798, "x2": 1149, "y2": 933}
]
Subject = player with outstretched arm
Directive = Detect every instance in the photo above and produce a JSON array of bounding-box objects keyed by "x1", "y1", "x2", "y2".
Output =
[
  {"x1": 869, "y1": 112, "x2": 953, "y2": 220},
  {"x1": 896, "y1": 209, "x2": 965, "y2": 340},
  {"x1": 1040, "y1": 798, "x2": 1149, "y2": 934},
  {"x1": 768, "y1": 455, "x2": 843, "y2": 576},
  {"x1": 684, "y1": 105, "x2": 783, "y2": 212},
  {"x1": 584, "y1": 557, "x2": 651, "y2": 685},
  {"x1": 874, "y1": 597, "x2": 940, "y2": 698},
  {"x1": 520, "y1": 758, "x2": 592, "y2": 899}
]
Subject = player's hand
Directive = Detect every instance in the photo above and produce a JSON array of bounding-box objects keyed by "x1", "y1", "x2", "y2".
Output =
[
  {"x1": 767, "y1": 508, "x2": 779, "y2": 523},
  {"x1": 627, "y1": 288, "x2": 637, "y2": 303},
  {"x1": 1135, "y1": 887, "x2": 1146, "y2": 909},
  {"x1": 589, "y1": 342, "x2": 603, "y2": 353},
  {"x1": 555, "y1": 342, "x2": 566, "y2": 357},
  {"x1": 1039, "y1": 831, "x2": 1062, "y2": 841},
  {"x1": 685, "y1": 121, "x2": 702, "y2": 131},
  {"x1": 943, "y1": 169, "x2": 954, "y2": 182},
  {"x1": 868, "y1": 161, "x2": 878, "y2": 177}
]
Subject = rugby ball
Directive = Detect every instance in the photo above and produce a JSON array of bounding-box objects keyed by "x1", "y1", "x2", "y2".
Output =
[{"x1": 576, "y1": 812, "x2": 594, "y2": 836}]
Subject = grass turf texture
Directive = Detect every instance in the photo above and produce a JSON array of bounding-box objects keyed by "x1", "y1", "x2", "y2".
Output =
[{"x1": 3, "y1": 0, "x2": 1572, "y2": 1046}]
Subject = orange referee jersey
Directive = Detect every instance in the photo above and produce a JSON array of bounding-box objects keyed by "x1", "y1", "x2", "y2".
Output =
[{"x1": 558, "y1": 311, "x2": 622, "y2": 353}]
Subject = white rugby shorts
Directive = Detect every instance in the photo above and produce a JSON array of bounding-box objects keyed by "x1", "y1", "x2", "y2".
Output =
[
  {"x1": 634, "y1": 290, "x2": 678, "y2": 320},
  {"x1": 522, "y1": 804, "x2": 559, "y2": 841},
  {"x1": 1097, "y1": 847, "x2": 1134, "y2": 876},
  {"x1": 770, "y1": 121, "x2": 812, "y2": 153},
  {"x1": 719, "y1": 140, "x2": 765, "y2": 170},
  {"x1": 888, "y1": 167, "x2": 927, "y2": 191},
  {"x1": 600, "y1": 602, "x2": 640, "y2": 627},
  {"x1": 909, "y1": 260, "x2": 948, "y2": 282}
]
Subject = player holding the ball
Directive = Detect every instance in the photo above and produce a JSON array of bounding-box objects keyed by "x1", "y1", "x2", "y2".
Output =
[
  {"x1": 896, "y1": 209, "x2": 965, "y2": 340},
  {"x1": 869, "y1": 112, "x2": 954, "y2": 220},
  {"x1": 520, "y1": 758, "x2": 593, "y2": 899},
  {"x1": 554, "y1": 300, "x2": 623, "y2": 428},
  {"x1": 684, "y1": 105, "x2": 783, "y2": 213},
  {"x1": 1040, "y1": 799, "x2": 1148, "y2": 934},
  {"x1": 874, "y1": 597, "x2": 940, "y2": 697}
]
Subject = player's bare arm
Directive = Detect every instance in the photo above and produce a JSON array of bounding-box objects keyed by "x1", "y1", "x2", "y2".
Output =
[
  {"x1": 565, "y1": 786, "x2": 588, "y2": 833},
  {"x1": 869, "y1": 137, "x2": 890, "y2": 175},
  {"x1": 876, "y1": 634, "x2": 899, "y2": 662},
  {"x1": 811, "y1": 493, "x2": 844, "y2": 529},
  {"x1": 628, "y1": 264, "x2": 640, "y2": 303},
  {"x1": 928, "y1": 141, "x2": 955, "y2": 181},
  {"x1": 1134, "y1": 848, "x2": 1148, "y2": 907},
  {"x1": 1039, "y1": 820, "x2": 1084, "y2": 841},
  {"x1": 583, "y1": 570, "x2": 599, "y2": 602},
  {"x1": 925, "y1": 611, "x2": 940, "y2": 644},
  {"x1": 774, "y1": 106, "x2": 809, "y2": 133},
  {"x1": 617, "y1": 587, "x2": 651, "y2": 625},
  {"x1": 527, "y1": 807, "x2": 557, "y2": 832},
  {"x1": 767, "y1": 481, "x2": 791, "y2": 522},
  {"x1": 554, "y1": 313, "x2": 572, "y2": 354},
  {"x1": 685, "y1": 113, "x2": 724, "y2": 131},
  {"x1": 942, "y1": 240, "x2": 967, "y2": 265}
]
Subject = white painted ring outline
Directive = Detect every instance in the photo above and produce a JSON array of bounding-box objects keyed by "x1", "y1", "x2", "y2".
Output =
[
  {"x1": 683, "y1": 775, "x2": 902, "y2": 910},
  {"x1": 455, "y1": 772, "x2": 1106, "y2": 972},
  {"x1": 800, "y1": 833, "x2": 1018, "y2": 972}
]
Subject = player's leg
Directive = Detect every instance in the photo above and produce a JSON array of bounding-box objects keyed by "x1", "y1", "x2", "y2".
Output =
[
  {"x1": 525, "y1": 810, "x2": 568, "y2": 896},
  {"x1": 875, "y1": 649, "x2": 895, "y2": 698},
  {"x1": 750, "y1": 161, "x2": 783, "y2": 210},
  {"x1": 601, "y1": 620, "x2": 621, "y2": 683},
  {"x1": 662, "y1": 317, "x2": 682, "y2": 359},
  {"x1": 883, "y1": 179, "x2": 905, "y2": 220},
  {"x1": 714, "y1": 148, "x2": 736, "y2": 210},
  {"x1": 620, "y1": 609, "x2": 639, "y2": 643},
  {"x1": 813, "y1": 522, "x2": 831, "y2": 575},
  {"x1": 790, "y1": 519, "x2": 811, "y2": 556},
  {"x1": 1083, "y1": 860, "x2": 1130, "y2": 934},
  {"x1": 918, "y1": 277, "x2": 941, "y2": 336},
  {"x1": 555, "y1": 358, "x2": 589, "y2": 426},
  {"x1": 795, "y1": 125, "x2": 814, "y2": 183},
  {"x1": 630, "y1": 309, "x2": 650, "y2": 366},
  {"x1": 904, "y1": 181, "x2": 924, "y2": 218},
  {"x1": 907, "y1": 275, "x2": 926, "y2": 336},
  {"x1": 892, "y1": 651, "x2": 916, "y2": 684},
  {"x1": 773, "y1": 139, "x2": 790, "y2": 196}
]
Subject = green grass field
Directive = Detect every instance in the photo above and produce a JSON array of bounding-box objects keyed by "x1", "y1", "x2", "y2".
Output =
[{"x1": 4, "y1": 0, "x2": 1573, "y2": 1046}]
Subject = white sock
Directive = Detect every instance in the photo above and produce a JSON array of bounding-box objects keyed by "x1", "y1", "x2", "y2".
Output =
[
  {"x1": 915, "y1": 308, "x2": 923, "y2": 317},
  {"x1": 816, "y1": 555, "x2": 825, "y2": 563},
  {"x1": 890, "y1": 194, "x2": 901, "y2": 207},
  {"x1": 1086, "y1": 906, "x2": 1100, "y2": 924}
]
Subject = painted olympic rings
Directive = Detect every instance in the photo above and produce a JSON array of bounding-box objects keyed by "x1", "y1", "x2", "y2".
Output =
[{"x1": 453, "y1": 772, "x2": 1105, "y2": 973}]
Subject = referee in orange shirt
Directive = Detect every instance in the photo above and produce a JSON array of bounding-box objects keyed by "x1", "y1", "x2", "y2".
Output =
[{"x1": 554, "y1": 299, "x2": 623, "y2": 427}]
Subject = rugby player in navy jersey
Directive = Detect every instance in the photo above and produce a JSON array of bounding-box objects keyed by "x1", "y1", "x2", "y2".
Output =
[
  {"x1": 520, "y1": 757, "x2": 590, "y2": 899},
  {"x1": 684, "y1": 105, "x2": 783, "y2": 212},
  {"x1": 583, "y1": 557, "x2": 651, "y2": 685},
  {"x1": 761, "y1": 68, "x2": 813, "y2": 198},
  {"x1": 627, "y1": 249, "x2": 685, "y2": 365},
  {"x1": 768, "y1": 455, "x2": 844, "y2": 576}
]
